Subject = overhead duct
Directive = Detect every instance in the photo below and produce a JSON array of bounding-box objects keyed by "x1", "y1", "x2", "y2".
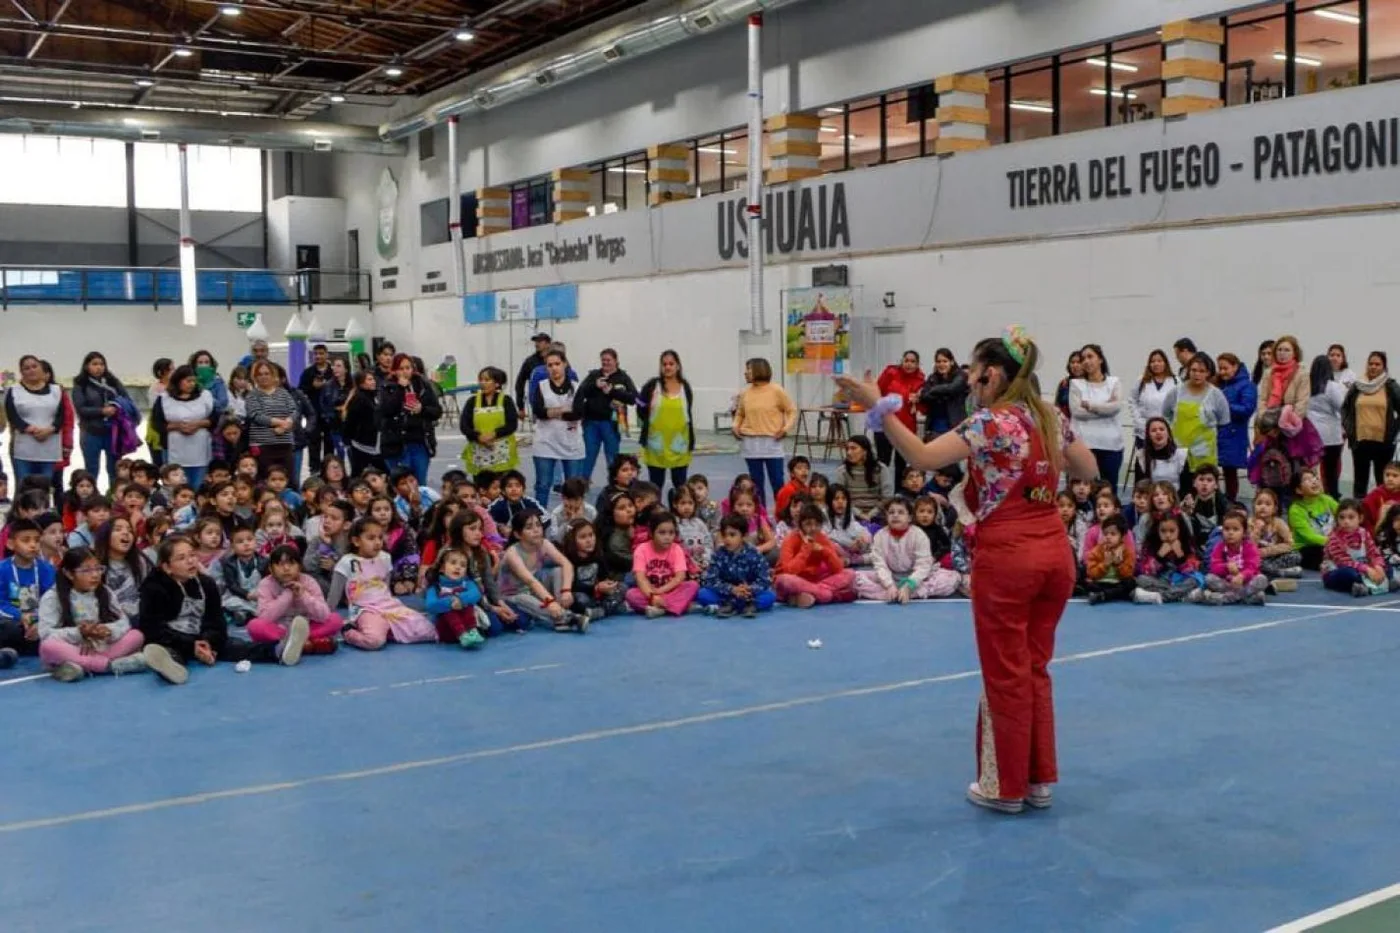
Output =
[
  {"x1": 380, "y1": 0, "x2": 813, "y2": 141},
  {"x1": 0, "y1": 103, "x2": 405, "y2": 154}
]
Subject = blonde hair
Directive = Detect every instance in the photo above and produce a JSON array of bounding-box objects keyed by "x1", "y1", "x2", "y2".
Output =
[{"x1": 971, "y1": 335, "x2": 1063, "y2": 471}]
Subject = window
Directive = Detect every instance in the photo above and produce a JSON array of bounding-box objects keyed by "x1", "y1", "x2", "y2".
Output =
[
  {"x1": 0, "y1": 135, "x2": 126, "y2": 207},
  {"x1": 846, "y1": 97, "x2": 883, "y2": 169},
  {"x1": 988, "y1": 70, "x2": 1009, "y2": 144},
  {"x1": 1370, "y1": 0, "x2": 1400, "y2": 81},
  {"x1": 1009, "y1": 58, "x2": 1055, "y2": 143},
  {"x1": 420, "y1": 198, "x2": 450, "y2": 246},
  {"x1": 1112, "y1": 35, "x2": 1163, "y2": 123},
  {"x1": 1226, "y1": 5, "x2": 1288, "y2": 104},
  {"x1": 418, "y1": 126, "x2": 436, "y2": 161},
  {"x1": 134, "y1": 143, "x2": 262, "y2": 211},
  {"x1": 1059, "y1": 45, "x2": 1110, "y2": 134},
  {"x1": 1297, "y1": 0, "x2": 1361, "y2": 92},
  {"x1": 818, "y1": 108, "x2": 847, "y2": 172},
  {"x1": 459, "y1": 193, "x2": 477, "y2": 241}
]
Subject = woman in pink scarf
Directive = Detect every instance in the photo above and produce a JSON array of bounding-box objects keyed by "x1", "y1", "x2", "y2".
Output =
[{"x1": 1256, "y1": 334, "x2": 1310, "y2": 417}]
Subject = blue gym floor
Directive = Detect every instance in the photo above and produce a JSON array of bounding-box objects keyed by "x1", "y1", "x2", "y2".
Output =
[{"x1": 3, "y1": 448, "x2": 1399, "y2": 932}]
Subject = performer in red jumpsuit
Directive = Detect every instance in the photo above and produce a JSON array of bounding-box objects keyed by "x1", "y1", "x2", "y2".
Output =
[{"x1": 839, "y1": 327, "x2": 1096, "y2": 814}]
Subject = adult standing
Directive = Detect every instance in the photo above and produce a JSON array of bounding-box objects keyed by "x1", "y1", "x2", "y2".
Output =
[
  {"x1": 237, "y1": 339, "x2": 270, "y2": 373},
  {"x1": 1129, "y1": 349, "x2": 1177, "y2": 461},
  {"x1": 574, "y1": 349, "x2": 637, "y2": 483},
  {"x1": 225, "y1": 366, "x2": 250, "y2": 422},
  {"x1": 919, "y1": 348, "x2": 969, "y2": 441},
  {"x1": 40, "y1": 360, "x2": 75, "y2": 501},
  {"x1": 318, "y1": 357, "x2": 353, "y2": 462},
  {"x1": 341, "y1": 369, "x2": 383, "y2": 476},
  {"x1": 188, "y1": 350, "x2": 230, "y2": 423},
  {"x1": 1054, "y1": 351, "x2": 1083, "y2": 422},
  {"x1": 1328, "y1": 344, "x2": 1357, "y2": 387},
  {"x1": 285, "y1": 366, "x2": 320, "y2": 484},
  {"x1": 1173, "y1": 338, "x2": 1198, "y2": 380},
  {"x1": 71, "y1": 351, "x2": 132, "y2": 488},
  {"x1": 150, "y1": 365, "x2": 216, "y2": 490},
  {"x1": 461, "y1": 366, "x2": 520, "y2": 476},
  {"x1": 1251, "y1": 340, "x2": 1275, "y2": 387},
  {"x1": 243, "y1": 360, "x2": 299, "y2": 479},
  {"x1": 5, "y1": 355, "x2": 65, "y2": 502},
  {"x1": 1342, "y1": 351, "x2": 1400, "y2": 496},
  {"x1": 873, "y1": 351, "x2": 926, "y2": 477},
  {"x1": 1069, "y1": 344, "x2": 1125, "y2": 485},
  {"x1": 1306, "y1": 355, "x2": 1349, "y2": 499},
  {"x1": 146, "y1": 358, "x2": 173, "y2": 468},
  {"x1": 514, "y1": 332, "x2": 553, "y2": 416},
  {"x1": 732, "y1": 357, "x2": 798, "y2": 507},
  {"x1": 1214, "y1": 353, "x2": 1258, "y2": 502},
  {"x1": 838, "y1": 327, "x2": 1096, "y2": 814},
  {"x1": 298, "y1": 343, "x2": 335, "y2": 473},
  {"x1": 1163, "y1": 352, "x2": 1230, "y2": 483},
  {"x1": 378, "y1": 352, "x2": 440, "y2": 487},
  {"x1": 636, "y1": 350, "x2": 695, "y2": 495},
  {"x1": 529, "y1": 349, "x2": 586, "y2": 505},
  {"x1": 373, "y1": 342, "x2": 398, "y2": 387},
  {"x1": 1256, "y1": 334, "x2": 1310, "y2": 418}
]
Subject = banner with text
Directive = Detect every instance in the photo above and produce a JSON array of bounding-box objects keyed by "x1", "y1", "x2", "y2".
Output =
[
  {"x1": 463, "y1": 81, "x2": 1400, "y2": 293},
  {"x1": 785, "y1": 287, "x2": 852, "y2": 375},
  {"x1": 463, "y1": 283, "x2": 579, "y2": 325}
]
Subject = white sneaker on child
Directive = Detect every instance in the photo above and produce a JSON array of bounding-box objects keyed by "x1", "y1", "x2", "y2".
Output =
[{"x1": 1132, "y1": 588, "x2": 1163, "y2": 605}]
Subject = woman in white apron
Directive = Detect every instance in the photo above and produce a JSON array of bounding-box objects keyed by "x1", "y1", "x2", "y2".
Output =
[{"x1": 528, "y1": 350, "x2": 586, "y2": 506}]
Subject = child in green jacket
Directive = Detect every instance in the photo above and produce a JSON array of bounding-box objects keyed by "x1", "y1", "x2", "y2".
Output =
[{"x1": 1288, "y1": 468, "x2": 1338, "y2": 571}]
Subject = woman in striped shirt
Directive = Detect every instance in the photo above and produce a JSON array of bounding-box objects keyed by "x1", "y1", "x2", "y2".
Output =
[{"x1": 244, "y1": 360, "x2": 298, "y2": 480}]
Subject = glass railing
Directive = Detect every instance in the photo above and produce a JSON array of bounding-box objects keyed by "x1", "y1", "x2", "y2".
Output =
[{"x1": 0, "y1": 266, "x2": 372, "y2": 309}]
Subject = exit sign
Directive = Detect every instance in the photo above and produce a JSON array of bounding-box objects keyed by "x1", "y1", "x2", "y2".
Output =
[{"x1": 236, "y1": 312, "x2": 258, "y2": 329}]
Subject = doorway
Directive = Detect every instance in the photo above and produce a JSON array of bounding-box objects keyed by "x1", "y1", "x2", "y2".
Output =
[
  {"x1": 295, "y1": 243, "x2": 321, "y2": 305},
  {"x1": 346, "y1": 229, "x2": 360, "y2": 299}
]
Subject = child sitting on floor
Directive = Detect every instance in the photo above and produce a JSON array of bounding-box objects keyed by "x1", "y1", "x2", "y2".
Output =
[
  {"x1": 330, "y1": 517, "x2": 439, "y2": 650},
  {"x1": 423, "y1": 547, "x2": 487, "y2": 649},
  {"x1": 625, "y1": 511, "x2": 699, "y2": 618},
  {"x1": 1250, "y1": 488, "x2": 1301, "y2": 586},
  {"x1": 1375, "y1": 504, "x2": 1400, "y2": 578},
  {"x1": 774, "y1": 504, "x2": 855, "y2": 608},
  {"x1": 562, "y1": 519, "x2": 625, "y2": 621},
  {"x1": 1196, "y1": 512, "x2": 1268, "y2": 606},
  {"x1": 1288, "y1": 468, "x2": 1338, "y2": 571},
  {"x1": 698, "y1": 514, "x2": 776, "y2": 617},
  {"x1": 823, "y1": 483, "x2": 872, "y2": 566},
  {"x1": 774, "y1": 455, "x2": 811, "y2": 518},
  {"x1": 1362, "y1": 462, "x2": 1400, "y2": 532},
  {"x1": 855, "y1": 497, "x2": 959, "y2": 603},
  {"x1": 670, "y1": 484, "x2": 713, "y2": 573},
  {"x1": 1085, "y1": 514, "x2": 1136, "y2": 605},
  {"x1": 687, "y1": 474, "x2": 721, "y2": 533},
  {"x1": 499, "y1": 512, "x2": 588, "y2": 632},
  {"x1": 250, "y1": 545, "x2": 340, "y2": 654},
  {"x1": 1322, "y1": 498, "x2": 1392, "y2": 597},
  {"x1": 1133, "y1": 514, "x2": 1203, "y2": 604}
]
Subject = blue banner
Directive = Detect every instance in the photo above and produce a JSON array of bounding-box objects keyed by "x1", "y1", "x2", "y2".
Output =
[{"x1": 463, "y1": 284, "x2": 578, "y2": 325}]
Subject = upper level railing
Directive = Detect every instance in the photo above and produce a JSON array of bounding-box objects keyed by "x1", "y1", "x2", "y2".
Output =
[{"x1": 0, "y1": 266, "x2": 372, "y2": 310}]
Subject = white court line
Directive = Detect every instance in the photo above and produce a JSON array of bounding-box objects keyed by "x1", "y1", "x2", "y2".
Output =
[
  {"x1": 0, "y1": 600, "x2": 1387, "y2": 837},
  {"x1": 328, "y1": 663, "x2": 563, "y2": 696},
  {"x1": 1266, "y1": 882, "x2": 1400, "y2": 932},
  {"x1": 0, "y1": 673, "x2": 52, "y2": 689}
]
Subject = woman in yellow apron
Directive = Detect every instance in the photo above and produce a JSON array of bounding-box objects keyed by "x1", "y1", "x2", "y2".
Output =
[
  {"x1": 460, "y1": 366, "x2": 519, "y2": 475},
  {"x1": 1163, "y1": 353, "x2": 1230, "y2": 487},
  {"x1": 637, "y1": 350, "x2": 695, "y2": 496}
]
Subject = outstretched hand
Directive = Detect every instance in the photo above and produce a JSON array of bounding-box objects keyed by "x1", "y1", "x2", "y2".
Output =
[{"x1": 834, "y1": 376, "x2": 881, "y2": 409}]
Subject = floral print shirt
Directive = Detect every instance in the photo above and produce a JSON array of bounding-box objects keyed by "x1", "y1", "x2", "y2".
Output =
[{"x1": 954, "y1": 404, "x2": 1075, "y2": 523}]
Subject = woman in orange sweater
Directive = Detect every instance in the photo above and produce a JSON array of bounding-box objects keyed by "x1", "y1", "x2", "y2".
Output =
[
  {"x1": 733, "y1": 357, "x2": 798, "y2": 509},
  {"x1": 773, "y1": 504, "x2": 855, "y2": 608}
]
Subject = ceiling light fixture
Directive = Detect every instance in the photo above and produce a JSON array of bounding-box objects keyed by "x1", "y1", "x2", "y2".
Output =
[
  {"x1": 1009, "y1": 100, "x2": 1054, "y2": 113},
  {"x1": 220, "y1": 4, "x2": 241, "y2": 16},
  {"x1": 121, "y1": 117, "x2": 143, "y2": 125},
  {"x1": 1312, "y1": 8, "x2": 1360, "y2": 24},
  {"x1": 696, "y1": 146, "x2": 736, "y2": 154},
  {"x1": 455, "y1": 29, "x2": 475, "y2": 41},
  {"x1": 174, "y1": 47, "x2": 194, "y2": 57},
  {"x1": 820, "y1": 124, "x2": 841, "y2": 133},
  {"x1": 820, "y1": 106, "x2": 843, "y2": 114},
  {"x1": 330, "y1": 93, "x2": 346, "y2": 103},
  {"x1": 385, "y1": 63, "x2": 403, "y2": 77},
  {"x1": 1089, "y1": 87, "x2": 1138, "y2": 99},
  {"x1": 607, "y1": 167, "x2": 647, "y2": 174},
  {"x1": 135, "y1": 78, "x2": 155, "y2": 87},
  {"x1": 1086, "y1": 57, "x2": 1139, "y2": 73},
  {"x1": 1274, "y1": 52, "x2": 1322, "y2": 66}
]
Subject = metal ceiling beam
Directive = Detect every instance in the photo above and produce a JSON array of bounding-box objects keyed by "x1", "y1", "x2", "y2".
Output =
[
  {"x1": 0, "y1": 54, "x2": 342, "y2": 92},
  {"x1": 7, "y1": 0, "x2": 33, "y2": 22},
  {"x1": 189, "y1": 0, "x2": 466, "y2": 30},
  {"x1": 25, "y1": 0, "x2": 71, "y2": 59}
]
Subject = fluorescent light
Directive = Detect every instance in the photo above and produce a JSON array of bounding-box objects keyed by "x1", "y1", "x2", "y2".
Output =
[
  {"x1": 697, "y1": 146, "x2": 736, "y2": 154},
  {"x1": 820, "y1": 125, "x2": 841, "y2": 133},
  {"x1": 1009, "y1": 100, "x2": 1054, "y2": 113},
  {"x1": 233, "y1": 74, "x2": 255, "y2": 82},
  {"x1": 1313, "y1": 8, "x2": 1360, "y2": 24},
  {"x1": 220, "y1": 4, "x2": 240, "y2": 15},
  {"x1": 385, "y1": 65, "x2": 403, "y2": 76},
  {"x1": 607, "y1": 167, "x2": 646, "y2": 174},
  {"x1": 1089, "y1": 87, "x2": 1138, "y2": 99},
  {"x1": 1086, "y1": 57, "x2": 1139, "y2": 73},
  {"x1": 135, "y1": 78, "x2": 155, "y2": 87},
  {"x1": 454, "y1": 29, "x2": 475, "y2": 41},
  {"x1": 174, "y1": 47, "x2": 194, "y2": 58},
  {"x1": 1274, "y1": 52, "x2": 1322, "y2": 66},
  {"x1": 121, "y1": 117, "x2": 143, "y2": 125},
  {"x1": 329, "y1": 93, "x2": 346, "y2": 103},
  {"x1": 820, "y1": 106, "x2": 843, "y2": 114},
  {"x1": 723, "y1": 160, "x2": 745, "y2": 166}
]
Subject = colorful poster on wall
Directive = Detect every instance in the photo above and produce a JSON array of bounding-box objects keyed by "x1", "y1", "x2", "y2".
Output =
[{"x1": 785, "y1": 287, "x2": 851, "y2": 375}]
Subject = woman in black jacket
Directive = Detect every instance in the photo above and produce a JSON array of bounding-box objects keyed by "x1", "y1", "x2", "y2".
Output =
[
  {"x1": 138, "y1": 535, "x2": 306, "y2": 684},
  {"x1": 1342, "y1": 350, "x2": 1400, "y2": 495},
  {"x1": 378, "y1": 353, "x2": 442, "y2": 487},
  {"x1": 341, "y1": 369, "x2": 383, "y2": 477},
  {"x1": 918, "y1": 348, "x2": 969, "y2": 440},
  {"x1": 71, "y1": 350, "x2": 132, "y2": 488},
  {"x1": 573, "y1": 348, "x2": 638, "y2": 484},
  {"x1": 318, "y1": 357, "x2": 353, "y2": 461}
]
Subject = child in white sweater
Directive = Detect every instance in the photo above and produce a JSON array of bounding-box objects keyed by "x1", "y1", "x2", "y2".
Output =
[{"x1": 854, "y1": 498, "x2": 960, "y2": 602}]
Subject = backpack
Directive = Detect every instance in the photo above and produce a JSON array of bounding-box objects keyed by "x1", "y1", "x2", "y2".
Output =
[{"x1": 1258, "y1": 446, "x2": 1293, "y2": 490}]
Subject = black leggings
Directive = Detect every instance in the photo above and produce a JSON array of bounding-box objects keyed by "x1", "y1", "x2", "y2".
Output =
[
  {"x1": 1320, "y1": 444, "x2": 1343, "y2": 499},
  {"x1": 647, "y1": 465, "x2": 689, "y2": 499},
  {"x1": 1351, "y1": 441, "x2": 1395, "y2": 497},
  {"x1": 873, "y1": 434, "x2": 907, "y2": 484}
]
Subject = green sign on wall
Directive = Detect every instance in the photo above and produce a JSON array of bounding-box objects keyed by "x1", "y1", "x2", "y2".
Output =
[{"x1": 236, "y1": 312, "x2": 258, "y2": 329}]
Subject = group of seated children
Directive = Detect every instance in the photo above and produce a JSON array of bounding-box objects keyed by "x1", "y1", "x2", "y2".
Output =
[{"x1": 1061, "y1": 460, "x2": 1400, "y2": 607}]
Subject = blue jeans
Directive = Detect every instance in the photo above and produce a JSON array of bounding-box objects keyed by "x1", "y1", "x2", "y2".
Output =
[
  {"x1": 1092, "y1": 449, "x2": 1124, "y2": 489},
  {"x1": 745, "y1": 457, "x2": 786, "y2": 509},
  {"x1": 386, "y1": 442, "x2": 431, "y2": 487},
  {"x1": 182, "y1": 465, "x2": 207, "y2": 491},
  {"x1": 533, "y1": 457, "x2": 587, "y2": 507},
  {"x1": 11, "y1": 458, "x2": 57, "y2": 505},
  {"x1": 81, "y1": 431, "x2": 118, "y2": 488},
  {"x1": 696, "y1": 586, "x2": 776, "y2": 612},
  {"x1": 581, "y1": 420, "x2": 621, "y2": 485}
]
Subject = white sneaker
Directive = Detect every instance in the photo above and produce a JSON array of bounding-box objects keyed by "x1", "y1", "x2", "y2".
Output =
[
  {"x1": 644, "y1": 606, "x2": 665, "y2": 619},
  {"x1": 1132, "y1": 589, "x2": 1163, "y2": 605},
  {"x1": 277, "y1": 616, "x2": 311, "y2": 666},
  {"x1": 109, "y1": 653, "x2": 150, "y2": 676},
  {"x1": 966, "y1": 782, "x2": 1024, "y2": 814},
  {"x1": 143, "y1": 644, "x2": 189, "y2": 685},
  {"x1": 1026, "y1": 784, "x2": 1053, "y2": 809}
]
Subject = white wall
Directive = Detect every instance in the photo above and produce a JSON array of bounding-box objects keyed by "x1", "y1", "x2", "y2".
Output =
[
  {"x1": 0, "y1": 204, "x2": 265, "y2": 267},
  {"x1": 266, "y1": 196, "x2": 348, "y2": 271},
  {"x1": 0, "y1": 304, "x2": 361, "y2": 385}
]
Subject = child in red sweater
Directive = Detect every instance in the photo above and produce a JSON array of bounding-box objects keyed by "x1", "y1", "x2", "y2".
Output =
[
  {"x1": 773, "y1": 455, "x2": 811, "y2": 518},
  {"x1": 1323, "y1": 499, "x2": 1392, "y2": 597},
  {"x1": 1361, "y1": 462, "x2": 1400, "y2": 533},
  {"x1": 773, "y1": 504, "x2": 855, "y2": 608},
  {"x1": 1197, "y1": 512, "x2": 1268, "y2": 605}
]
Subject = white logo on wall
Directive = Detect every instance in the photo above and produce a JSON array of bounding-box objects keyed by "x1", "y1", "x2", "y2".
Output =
[{"x1": 376, "y1": 168, "x2": 399, "y2": 260}]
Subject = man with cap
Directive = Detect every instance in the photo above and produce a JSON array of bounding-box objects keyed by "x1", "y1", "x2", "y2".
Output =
[{"x1": 515, "y1": 332, "x2": 554, "y2": 415}]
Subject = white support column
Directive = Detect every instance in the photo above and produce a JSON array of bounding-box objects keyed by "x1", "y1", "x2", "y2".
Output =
[
  {"x1": 177, "y1": 142, "x2": 197, "y2": 327},
  {"x1": 747, "y1": 11, "x2": 766, "y2": 335},
  {"x1": 447, "y1": 115, "x2": 465, "y2": 296}
]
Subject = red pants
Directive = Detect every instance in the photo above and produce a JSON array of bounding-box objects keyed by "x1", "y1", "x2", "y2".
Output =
[
  {"x1": 970, "y1": 526, "x2": 1075, "y2": 801},
  {"x1": 774, "y1": 570, "x2": 856, "y2": 605}
]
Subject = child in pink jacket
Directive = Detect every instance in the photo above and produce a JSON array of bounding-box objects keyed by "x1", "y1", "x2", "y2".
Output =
[
  {"x1": 625, "y1": 512, "x2": 699, "y2": 618},
  {"x1": 247, "y1": 545, "x2": 342, "y2": 653},
  {"x1": 1196, "y1": 512, "x2": 1268, "y2": 606}
]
